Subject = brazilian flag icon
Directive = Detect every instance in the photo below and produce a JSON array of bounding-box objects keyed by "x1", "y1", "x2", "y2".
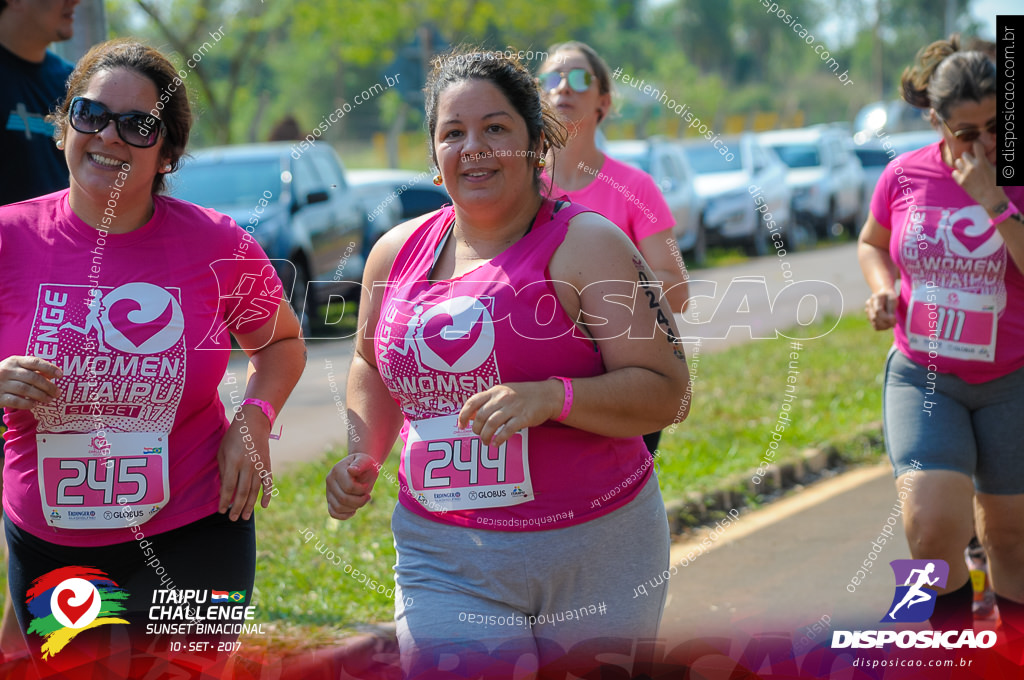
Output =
[{"x1": 229, "y1": 591, "x2": 246, "y2": 603}]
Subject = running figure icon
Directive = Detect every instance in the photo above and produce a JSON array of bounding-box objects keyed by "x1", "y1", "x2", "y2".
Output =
[
  {"x1": 60, "y1": 288, "x2": 109, "y2": 352},
  {"x1": 888, "y1": 562, "x2": 940, "y2": 619}
]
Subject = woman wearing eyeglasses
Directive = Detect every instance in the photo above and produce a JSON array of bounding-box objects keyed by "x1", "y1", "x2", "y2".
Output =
[
  {"x1": 0, "y1": 39, "x2": 304, "y2": 671},
  {"x1": 537, "y1": 42, "x2": 688, "y2": 456},
  {"x1": 858, "y1": 35, "x2": 1024, "y2": 635}
]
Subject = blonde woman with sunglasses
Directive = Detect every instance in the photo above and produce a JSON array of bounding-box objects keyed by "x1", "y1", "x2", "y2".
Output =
[
  {"x1": 538, "y1": 41, "x2": 688, "y2": 456},
  {"x1": 858, "y1": 35, "x2": 1024, "y2": 636}
]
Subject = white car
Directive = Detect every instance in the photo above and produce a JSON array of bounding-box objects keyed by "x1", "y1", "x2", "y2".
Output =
[
  {"x1": 680, "y1": 134, "x2": 793, "y2": 257},
  {"x1": 760, "y1": 126, "x2": 866, "y2": 238},
  {"x1": 605, "y1": 138, "x2": 705, "y2": 265},
  {"x1": 853, "y1": 130, "x2": 939, "y2": 206}
]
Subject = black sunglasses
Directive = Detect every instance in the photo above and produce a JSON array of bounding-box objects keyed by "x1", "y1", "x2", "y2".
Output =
[{"x1": 68, "y1": 96, "x2": 164, "y2": 148}]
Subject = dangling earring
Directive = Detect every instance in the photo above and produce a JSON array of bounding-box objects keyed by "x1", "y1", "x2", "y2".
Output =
[
  {"x1": 433, "y1": 174, "x2": 443, "y2": 186},
  {"x1": 536, "y1": 157, "x2": 546, "y2": 168},
  {"x1": 56, "y1": 139, "x2": 65, "y2": 150}
]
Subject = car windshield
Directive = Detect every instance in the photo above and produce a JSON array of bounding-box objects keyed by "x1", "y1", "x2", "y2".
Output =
[
  {"x1": 172, "y1": 158, "x2": 284, "y2": 210},
  {"x1": 772, "y1": 144, "x2": 821, "y2": 168},
  {"x1": 606, "y1": 149, "x2": 650, "y2": 174},
  {"x1": 684, "y1": 145, "x2": 741, "y2": 174},
  {"x1": 854, "y1": 148, "x2": 893, "y2": 168}
]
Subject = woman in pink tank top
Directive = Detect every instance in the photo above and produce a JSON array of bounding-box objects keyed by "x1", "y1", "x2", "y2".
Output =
[{"x1": 326, "y1": 48, "x2": 691, "y2": 674}]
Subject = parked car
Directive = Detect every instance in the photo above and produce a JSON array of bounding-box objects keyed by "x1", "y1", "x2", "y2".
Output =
[
  {"x1": 853, "y1": 130, "x2": 939, "y2": 204},
  {"x1": 347, "y1": 168, "x2": 451, "y2": 243},
  {"x1": 169, "y1": 142, "x2": 368, "y2": 333},
  {"x1": 852, "y1": 100, "x2": 930, "y2": 145},
  {"x1": 680, "y1": 134, "x2": 793, "y2": 256},
  {"x1": 604, "y1": 138, "x2": 705, "y2": 265},
  {"x1": 759, "y1": 125, "x2": 866, "y2": 238}
]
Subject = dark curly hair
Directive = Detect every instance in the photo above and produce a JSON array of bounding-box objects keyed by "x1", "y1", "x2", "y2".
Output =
[
  {"x1": 48, "y1": 38, "x2": 192, "y2": 194},
  {"x1": 901, "y1": 34, "x2": 996, "y2": 121},
  {"x1": 424, "y1": 46, "x2": 567, "y2": 192}
]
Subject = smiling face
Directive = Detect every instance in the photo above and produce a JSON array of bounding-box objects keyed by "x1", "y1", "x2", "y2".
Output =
[
  {"x1": 539, "y1": 49, "x2": 609, "y2": 134},
  {"x1": 64, "y1": 68, "x2": 169, "y2": 229},
  {"x1": 937, "y1": 94, "x2": 997, "y2": 166},
  {"x1": 11, "y1": 0, "x2": 79, "y2": 43},
  {"x1": 433, "y1": 78, "x2": 542, "y2": 213}
]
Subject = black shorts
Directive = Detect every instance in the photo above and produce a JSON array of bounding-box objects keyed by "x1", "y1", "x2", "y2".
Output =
[{"x1": 5, "y1": 511, "x2": 255, "y2": 666}]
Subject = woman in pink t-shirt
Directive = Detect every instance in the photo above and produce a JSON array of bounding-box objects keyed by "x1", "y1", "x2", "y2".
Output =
[
  {"x1": 0, "y1": 40, "x2": 304, "y2": 672},
  {"x1": 326, "y1": 48, "x2": 690, "y2": 675},
  {"x1": 538, "y1": 41, "x2": 689, "y2": 455},
  {"x1": 858, "y1": 36, "x2": 1024, "y2": 634}
]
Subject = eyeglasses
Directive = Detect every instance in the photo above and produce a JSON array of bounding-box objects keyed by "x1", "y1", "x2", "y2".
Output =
[
  {"x1": 938, "y1": 116, "x2": 997, "y2": 143},
  {"x1": 538, "y1": 68, "x2": 593, "y2": 93},
  {"x1": 68, "y1": 96, "x2": 164, "y2": 148}
]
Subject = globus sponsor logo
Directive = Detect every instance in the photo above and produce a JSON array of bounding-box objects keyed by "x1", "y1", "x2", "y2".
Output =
[
  {"x1": 470, "y1": 489, "x2": 506, "y2": 500},
  {"x1": 831, "y1": 629, "x2": 996, "y2": 649},
  {"x1": 103, "y1": 509, "x2": 143, "y2": 520}
]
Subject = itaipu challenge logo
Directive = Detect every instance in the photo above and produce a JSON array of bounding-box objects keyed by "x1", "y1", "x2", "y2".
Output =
[{"x1": 26, "y1": 566, "x2": 129, "y2": 658}]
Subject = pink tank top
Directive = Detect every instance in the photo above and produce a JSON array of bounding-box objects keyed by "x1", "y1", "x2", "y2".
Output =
[{"x1": 375, "y1": 199, "x2": 653, "y2": 530}]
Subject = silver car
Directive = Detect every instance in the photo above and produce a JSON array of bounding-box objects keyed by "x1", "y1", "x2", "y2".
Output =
[
  {"x1": 605, "y1": 138, "x2": 705, "y2": 265},
  {"x1": 681, "y1": 134, "x2": 793, "y2": 256}
]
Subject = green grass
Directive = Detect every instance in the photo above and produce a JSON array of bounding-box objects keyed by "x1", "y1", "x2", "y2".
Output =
[
  {"x1": 655, "y1": 314, "x2": 891, "y2": 498},
  {"x1": 0, "y1": 314, "x2": 893, "y2": 653}
]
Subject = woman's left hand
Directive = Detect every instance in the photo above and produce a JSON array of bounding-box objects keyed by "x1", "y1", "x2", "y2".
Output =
[
  {"x1": 952, "y1": 141, "x2": 1005, "y2": 209},
  {"x1": 458, "y1": 381, "x2": 562, "y2": 447},
  {"x1": 217, "y1": 405, "x2": 274, "y2": 521}
]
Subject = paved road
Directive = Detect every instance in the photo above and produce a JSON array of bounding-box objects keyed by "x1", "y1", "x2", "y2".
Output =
[
  {"x1": 660, "y1": 463, "x2": 910, "y2": 639},
  {"x1": 221, "y1": 241, "x2": 873, "y2": 470}
]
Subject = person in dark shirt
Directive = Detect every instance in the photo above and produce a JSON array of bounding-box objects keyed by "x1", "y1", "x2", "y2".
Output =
[
  {"x1": 0, "y1": 0, "x2": 80, "y2": 660},
  {"x1": 0, "y1": 0, "x2": 79, "y2": 207}
]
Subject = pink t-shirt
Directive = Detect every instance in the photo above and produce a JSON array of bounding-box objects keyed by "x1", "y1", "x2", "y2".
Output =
[
  {"x1": 870, "y1": 141, "x2": 1024, "y2": 382},
  {"x1": 545, "y1": 155, "x2": 673, "y2": 246},
  {"x1": 375, "y1": 199, "x2": 653, "y2": 531},
  {"x1": 0, "y1": 190, "x2": 282, "y2": 546}
]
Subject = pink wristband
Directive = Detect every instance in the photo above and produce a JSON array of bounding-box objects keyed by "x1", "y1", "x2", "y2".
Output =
[
  {"x1": 990, "y1": 201, "x2": 1021, "y2": 227},
  {"x1": 552, "y1": 377, "x2": 574, "y2": 422},
  {"x1": 241, "y1": 398, "x2": 276, "y2": 427}
]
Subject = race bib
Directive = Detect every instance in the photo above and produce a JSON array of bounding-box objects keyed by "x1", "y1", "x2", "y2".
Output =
[
  {"x1": 38, "y1": 432, "x2": 169, "y2": 529},
  {"x1": 402, "y1": 415, "x2": 532, "y2": 512},
  {"x1": 907, "y1": 285, "x2": 997, "y2": 363}
]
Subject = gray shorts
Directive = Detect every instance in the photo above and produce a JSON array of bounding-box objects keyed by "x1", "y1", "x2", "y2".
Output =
[
  {"x1": 883, "y1": 348, "x2": 1024, "y2": 494},
  {"x1": 391, "y1": 475, "x2": 669, "y2": 676}
]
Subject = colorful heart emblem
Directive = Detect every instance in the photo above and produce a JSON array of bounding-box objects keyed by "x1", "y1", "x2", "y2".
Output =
[{"x1": 55, "y1": 588, "x2": 94, "y2": 627}]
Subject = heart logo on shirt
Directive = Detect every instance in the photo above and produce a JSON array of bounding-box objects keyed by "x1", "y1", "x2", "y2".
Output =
[
  {"x1": 945, "y1": 205, "x2": 1004, "y2": 259},
  {"x1": 99, "y1": 282, "x2": 184, "y2": 354},
  {"x1": 422, "y1": 312, "x2": 485, "y2": 366},
  {"x1": 413, "y1": 297, "x2": 494, "y2": 373},
  {"x1": 108, "y1": 298, "x2": 174, "y2": 347}
]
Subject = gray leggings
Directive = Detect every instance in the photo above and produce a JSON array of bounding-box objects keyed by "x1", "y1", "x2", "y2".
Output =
[{"x1": 391, "y1": 475, "x2": 669, "y2": 676}]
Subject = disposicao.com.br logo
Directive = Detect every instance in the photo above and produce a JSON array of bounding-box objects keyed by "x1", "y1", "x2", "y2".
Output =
[
  {"x1": 832, "y1": 559, "x2": 996, "y2": 650},
  {"x1": 26, "y1": 566, "x2": 129, "y2": 658}
]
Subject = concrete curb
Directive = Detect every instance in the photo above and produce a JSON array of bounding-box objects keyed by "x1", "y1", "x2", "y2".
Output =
[{"x1": 662, "y1": 422, "x2": 884, "y2": 537}]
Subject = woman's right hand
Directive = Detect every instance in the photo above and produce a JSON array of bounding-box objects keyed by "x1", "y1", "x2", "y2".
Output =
[
  {"x1": 0, "y1": 356, "x2": 62, "y2": 410},
  {"x1": 326, "y1": 452, "x2": 381, "y2": 520},
  {"x1": 865, "y1": 289, "x2": 898, "y2": 331}
]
